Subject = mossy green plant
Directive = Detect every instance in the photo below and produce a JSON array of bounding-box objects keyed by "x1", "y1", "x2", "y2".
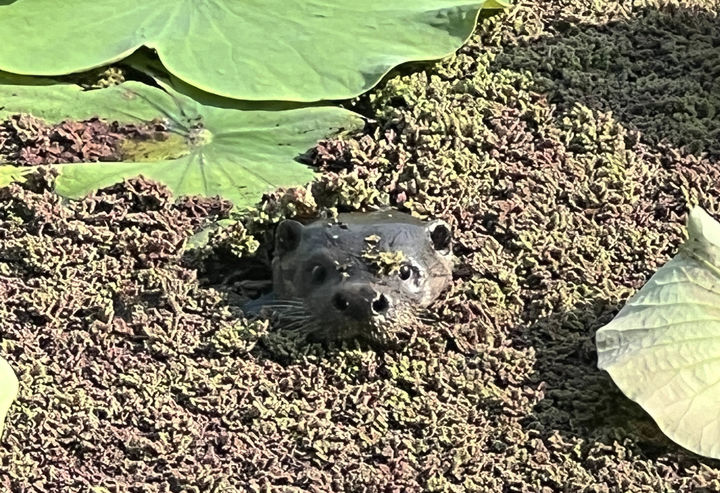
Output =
[{"x1": 1, "y1": 1, "x2": 720, "y2": 491}]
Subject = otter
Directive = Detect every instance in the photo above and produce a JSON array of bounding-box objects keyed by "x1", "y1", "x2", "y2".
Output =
[{"x1": 266, "y1": 210, "x2": 453, "y2": 342}]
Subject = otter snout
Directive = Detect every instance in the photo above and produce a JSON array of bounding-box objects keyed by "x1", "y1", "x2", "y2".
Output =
[{"x1": 331, "y1": 283, "x2": 390, "y2": 321}]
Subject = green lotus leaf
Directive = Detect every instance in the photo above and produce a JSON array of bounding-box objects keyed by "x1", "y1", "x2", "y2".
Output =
[
  {"x1": 0, "y1": 80, "x2": 363, "y2": 206},
  {"x1": 596, "y1": 207, "x2": 720, "y2": 459},
  {"x1": 0, "y1": 356, "x2": 18, "y2": 438},
  {"x1": 0, "y1": 165, "x2": 30, "y2": 188},
  {"x1": 0, "y1": 0, "x2": 508, "y2": 102}
]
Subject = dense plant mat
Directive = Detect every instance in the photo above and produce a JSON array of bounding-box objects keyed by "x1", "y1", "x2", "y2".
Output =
[
  {"x1": 0, "y1": 114, "x2": 169, "y2": 165},
  {"x1": 2, "y1": 0, "x2": 720, "y2": 491}
]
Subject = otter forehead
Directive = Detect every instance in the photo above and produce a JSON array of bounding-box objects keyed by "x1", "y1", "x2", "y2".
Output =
[
  {"x1": 273, "y1": 210, "x2": 453, "y2": 282},
  {"x1": 299, "y1": 215, "x2": 435, "y2": 260}
]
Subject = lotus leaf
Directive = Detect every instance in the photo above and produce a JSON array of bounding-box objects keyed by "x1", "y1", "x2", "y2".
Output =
[
  {"x1": 596, "y1": 207, "x2": 720, "y2": 459},
  {"x1": 0, "y1": 356, "x2": 18, "y2": 438},
  {"x1": 0, "y1": 0, "x2": 508, "y2": 101},
  {"x1": 0, "y1": 80, "x2": 363, "y2": 205}
]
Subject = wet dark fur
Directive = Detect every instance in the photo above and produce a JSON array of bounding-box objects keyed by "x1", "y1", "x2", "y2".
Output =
[{"x1": 269, "y1": 210, "x2": 453, "y2": 342}]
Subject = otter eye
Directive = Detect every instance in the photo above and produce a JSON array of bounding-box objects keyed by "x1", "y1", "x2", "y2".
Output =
[
  {"x1": 399, "y1": 264, "x2": 413, "y2": 281},
  {"x1": 311, "y1": 265, "x2": 327, "y2": 284}
]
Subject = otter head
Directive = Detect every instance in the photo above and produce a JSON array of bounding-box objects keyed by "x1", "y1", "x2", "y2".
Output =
[{"x1": 270, "y1": 211, "x2": 453, "y2": 342}]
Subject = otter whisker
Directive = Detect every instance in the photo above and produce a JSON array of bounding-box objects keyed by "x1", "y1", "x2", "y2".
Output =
[
  {"x1": 281, "y1": 321, "x2": 306, "y2": 330},
  {"x1": 263, "y1": 301, "x2": 306, "y2": 308},
  {"x1": 274, "y1": 304, "x2": 308, "y2": 312},
  {"x1": 280, "y1": 314, "x2": 307, "y2": 322},
  {"x1": 270, "y1": 305, "x2": 305, "y2": 312},
  {"x1": 273, "y1": 311, "x2": 307, "y2": 318},
  {"x1": 266, "y1": 299, "x2": 319, "y2": 335},
  {"x1": 280, "y1": 316, "x2": 311, "y2": 324}
]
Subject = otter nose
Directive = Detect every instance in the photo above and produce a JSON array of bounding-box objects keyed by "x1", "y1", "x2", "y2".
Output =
[{"x1": 332, "y1": 285, "x2": 390, "y2": 320}]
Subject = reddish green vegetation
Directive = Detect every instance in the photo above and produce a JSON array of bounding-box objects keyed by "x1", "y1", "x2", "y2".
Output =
[
  {"x1": 0, "y1": 115, "x2": 170, "y2": 165},
  {"x1": 1, "y1": 1, "x2": 720, "y2": 491}
]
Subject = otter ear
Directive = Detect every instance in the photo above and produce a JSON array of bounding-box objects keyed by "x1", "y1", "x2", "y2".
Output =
[
  {"x1": 275, "y1": 220, "x2": 304, "y2": 254},
  {"x1": 426, "y1": 220, "x2": 452, "y2": 255}
]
